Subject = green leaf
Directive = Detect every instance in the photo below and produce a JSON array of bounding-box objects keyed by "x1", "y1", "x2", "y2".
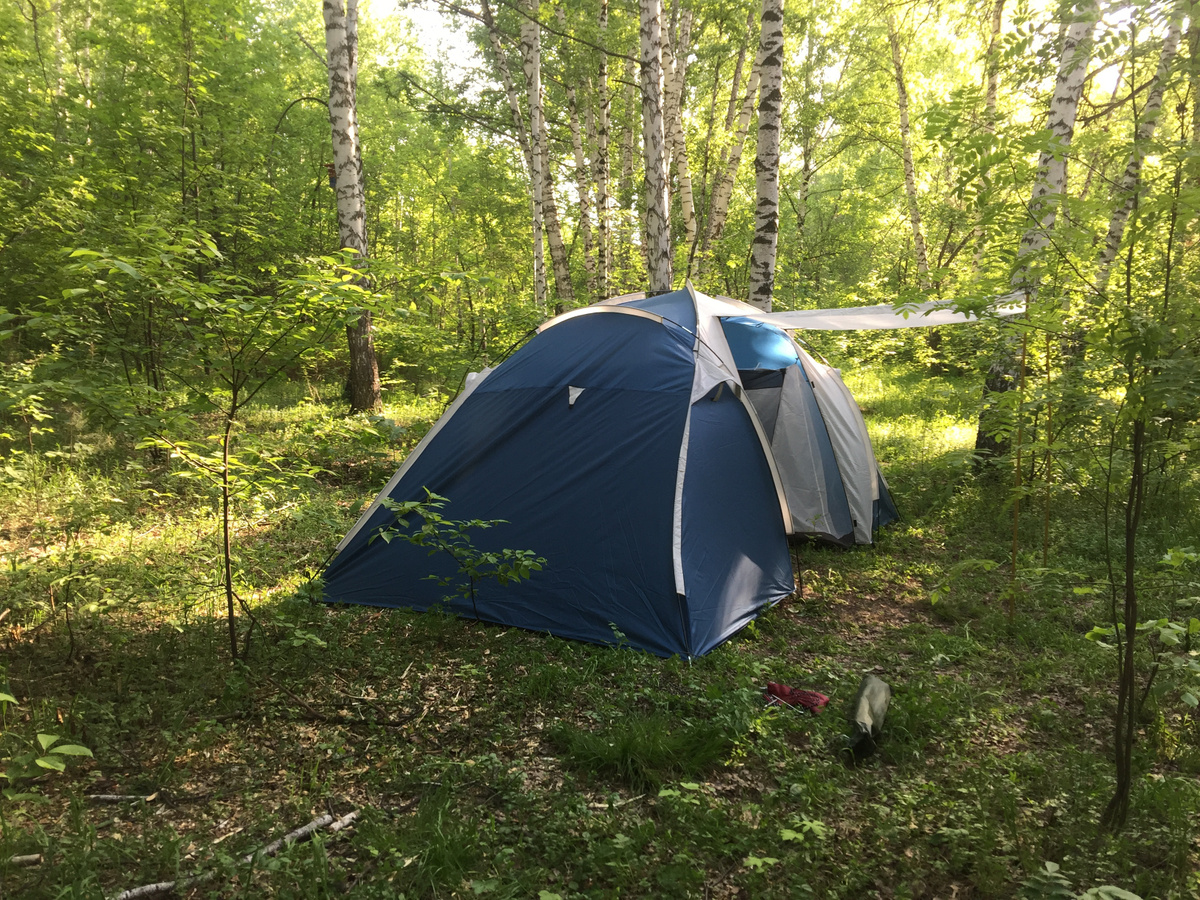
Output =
[
  {"x1": 780, "y1": 828, "x2": 804, "y2": 842},
  {"x1": 35, "y1": 755, "x2": 66, "y2": 772},
  {"x1": 51, "y1": 744, "x2": 93, "y2": 757},
  {"x1": 1080, "y1": 887, "x2": 1144, "y2": 900},
  {"x1": 743, "y1": 855, "x2": 780, "y2": 870},
  {"x1": 0, "y1": 691, "x2": 18, "y2": 705},
  {"x1": 37, "y1": 733, "x2": 60, "y2": 751},
  {"x1": 2, "y1": 789, "x2": 43, "y2": 802},
  {"x1": 1182, "y1": 692, "x2": 1198, "y2": 708}
]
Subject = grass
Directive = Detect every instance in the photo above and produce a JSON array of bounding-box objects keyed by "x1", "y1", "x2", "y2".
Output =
[{"x1": 1, "y1": 367, "x2": 1199, "y2": 899}]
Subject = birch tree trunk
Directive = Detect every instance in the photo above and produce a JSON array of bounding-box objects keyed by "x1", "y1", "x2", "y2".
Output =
[
  {"x1": 976, "y1": 0, "x2": 1097, "y2": 456},
  {"x1": 747, "y1": 0, "x2": 784, "y2": 311},
  {"x1": 1012, "y1": 0, "x2": 1099, "y2": 292},
  {"x1": 535, "y1": 6, "x2": 576, "y2": 309},
  {"x1": 482, "y1": 0, "x2": 572, "y2": 309},
  {"x1": 701, "y1": 20, "x2": 763, "y2": 263},
  {"x1": 1094, "y1": 14, "x2": 1182, "y2": 294},
  {"x1": 886, "y1": 10, "x2": 931, "y2": 290},
  {"x1": 616, "y1": 57, "x2": 640, "y2": 291},
  {"x1": 567, "y1": 86, "x2": 596, "y2": 302},
  {"x1": 972, "y1": 0, "x2": 1007, "y2": 270},
  {"x1": 641, "y1": 0, "x2": 672, "y2": 292},
  {"x1": 323, "y1": 0, "x2": 381, "y2": 412},
  {"x1": 663, "y1": 9, "x2": 697, "y2": 257},
  {"x1": 518, "y1": 1, "x2": 549, "y2": 309},
  {"x1": 539, "y1": 115, "x2": 577, "y2": 310},
  {"x1": 595, "y1": 0, "x2": 611, "y2": 297},
  {"x1": 1190, "y1": 13, "x2": 1199, "y2": 179}
]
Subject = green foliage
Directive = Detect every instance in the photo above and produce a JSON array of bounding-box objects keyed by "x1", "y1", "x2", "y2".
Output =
[
  {"x1": 550, "y1": 714, "x2": 729, "y2": 791},
  {"x1": 1, "y1": 687, "x2": 93, "y2": 805},
  {"x1": 372, "y1": 491, "x2": 546, "y2": 615},
  {"x1": 1, "y1": 360, "x2": 1196, "y2": 898},
  {"x1": 1020, "y1": 862, "x2": 1143, "y2": 900},
  {"x1": 1, "y1": 0, "x2": 1199, "y2": 892},
  {"x1": 1086, "y1": 547, "x2": 1200, "y2": 710}
]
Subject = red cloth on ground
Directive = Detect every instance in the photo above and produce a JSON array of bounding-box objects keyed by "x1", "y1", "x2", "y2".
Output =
[{"x1": 765, "y1": 682, "x2": 829, "y2": 714}]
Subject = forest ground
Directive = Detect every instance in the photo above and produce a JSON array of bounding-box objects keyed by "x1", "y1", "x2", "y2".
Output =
[{"x1": 1, "y1": 363, "x2": 1198, "y2": 900}]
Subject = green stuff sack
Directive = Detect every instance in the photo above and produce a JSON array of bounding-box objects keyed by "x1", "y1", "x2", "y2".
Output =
[{"x1": 846, "y1": 674, "x2": 891, "y2": 760}]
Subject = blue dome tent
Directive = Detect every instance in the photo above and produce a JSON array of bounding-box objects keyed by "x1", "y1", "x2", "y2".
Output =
[{"x1": 322, "y1": 285, "x2": 900, "y2": 657}]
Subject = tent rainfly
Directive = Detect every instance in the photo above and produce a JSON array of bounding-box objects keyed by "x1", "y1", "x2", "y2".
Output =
[{"x1": 322, "y1": 285, "x2": 1005, "y2": 657}]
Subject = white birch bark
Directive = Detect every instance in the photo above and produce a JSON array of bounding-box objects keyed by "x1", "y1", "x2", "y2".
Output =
[
  {"x1": 1190, "y1": 15, "x2": 1199, "y2": 164},
  {"x1": 481, "y1": 0, "x2": 532, "y2": 164},
  {"x1": 616, "y1": 56, "x2": 640, "y2": 290},
  {"x1": 323, "y1": 0, "x2": 380, "y2": 411},
  {"x1": 886, "y1": 11, "x2": 931, "y2": 290},
  {"x1": 539, "y1": 115, "x2": 577, "y2": 308},
  {"x1": 640, "y1": 0, "x2": 672, "y2": 292},
  {"x1": 702, "y1": 34, "x2": 763, "y2": 255},
  {"x1": 972, "y1": 0, "x2": 1007, "y2": 270},
  {"x1": 747, "y1": 0, "x2": 784, "y2": 311},
  {"x1": 663, "y1": 10, "x2": 697, "y2": 256},
  {"x1": 977, "y1": 0, "x2": 1098, "y2": 455},
  {"x1": 1094, "y1": 14, "x2": 1183, "y2": 293},
  {"x1": 595, "y1": 0, "x2": 611, "y2": 297},
  {"x1": 531, "y1": 5, "x2": 576, "y2": 309},
  {"x1": 482, "y1": 0, "x2": 575, "y2": 307},
  {"x1": 1012, "y1": 0, "x2": 1099, "y2": 293},
  {"x1": 567, "y1": 87, "x2": 596, "y2": 301},
  {"x1": 984, "y1": 0, "x2": 1005, "y2": 122},
  {"x1": 698, "y1": 9, "x2": 756, "y2": 264},
  {"x1": 518, "y1": 0, "x2": 549, "y2": 309}
]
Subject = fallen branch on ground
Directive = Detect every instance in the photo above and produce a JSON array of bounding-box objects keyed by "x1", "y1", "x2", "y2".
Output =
[
  {"x1": 6, "y1": 853, "x2": 42, "y2": 867},
  {"x1": 110, "y1": 808, "x2": 360, "y2": 900}
]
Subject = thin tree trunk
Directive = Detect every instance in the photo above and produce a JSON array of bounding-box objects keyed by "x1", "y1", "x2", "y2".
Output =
[
  {"x1": 640, "y1": 0, "x2": 672, "y2": 292},
  {"x1": 972, "y1": 0, "x2": 1006, "y2": 270},
  {"x1": 480, "y1": 0, "x2": 547, "y2": 309},
  {"x1": 747, "y1": 0, "x2": 784, "y2": 311},
  {"x1": 663, "y1": 9, "x2": 696, "y2": 253},
  {"x1": 1190, "y1": 13, "x2": 1200, "y2": 182},
  {"x1": 977, "y1": 0, "x2": 1097, "y2": 457},
  {"x1": 567, "y1": 87, "x2": 596, "y2": 302},
  {"x1": 323, "y1": 0, "x2": 381, "y2": 412},
  {"x1": 1102, "y1": 412, "x2": 1145, "y2": 831},
  {"x1": 595, "y1": 0, "x2": 611, "y2": 297},
  {"x1": 1012, "y1": 0, "x2": 1098, "y2": 291},
  {"x1": 519, "y1": 0, "x2": 549, "y2": 309},
  {"x1": 886, "y1": 10, "x2": 931, "y2": 289},
  {"x1": 1094, "y1": 15, "x2": 1182, "y2": 294},
  {"x1": 535, "y1": 8, "x2": 578, "y2": 309},
  {"x1": 616, "y1": 56, "x2": 639, "y2": 291},
  {"x1": 539, "y1": 113, "x2": 576, "y2": 309},
  {"x1": 222, "y1": 408, "x2": 238, "y2": 661},
  {"x1": 702, "y1": 21, "x2": 763, "y2": 260}
]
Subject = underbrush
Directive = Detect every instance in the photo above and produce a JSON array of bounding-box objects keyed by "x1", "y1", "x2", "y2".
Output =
[{"x1": 2, "y1": 368, "x2": 1198, "y2": 899}]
